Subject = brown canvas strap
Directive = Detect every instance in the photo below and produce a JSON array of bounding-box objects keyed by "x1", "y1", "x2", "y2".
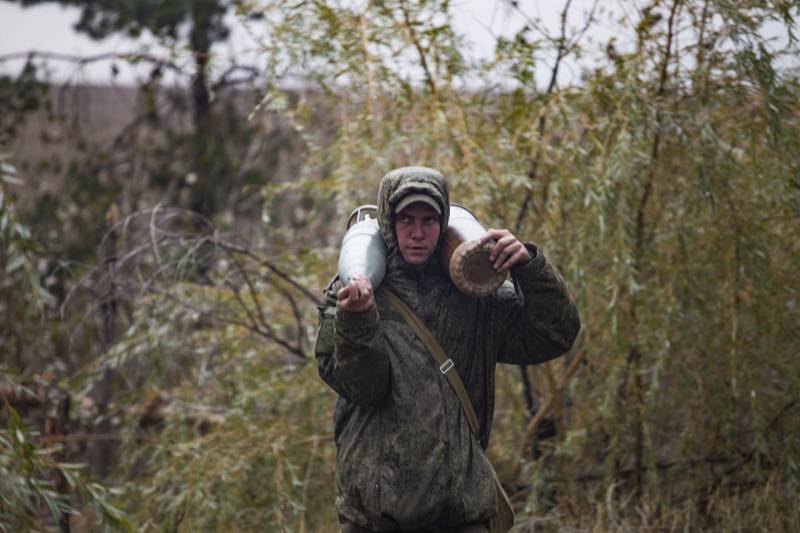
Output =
[{"x1": 382, "y1": 289, "x2": 480, "y2": 435}]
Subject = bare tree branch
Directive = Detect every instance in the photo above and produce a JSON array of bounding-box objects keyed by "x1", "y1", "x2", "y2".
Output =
[{"x1": 0, "y1": 50, "x2": 186, "y2": 76}]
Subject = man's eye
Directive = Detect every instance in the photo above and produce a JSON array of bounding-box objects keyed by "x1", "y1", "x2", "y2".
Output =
[{"x1": 424, "y1": 218, "x2": 437, "y2": 226}]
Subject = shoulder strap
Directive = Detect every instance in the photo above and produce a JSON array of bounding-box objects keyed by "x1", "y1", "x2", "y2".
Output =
[{"x1": 381, "y1": 289, "x2": 480, "y2": 435}]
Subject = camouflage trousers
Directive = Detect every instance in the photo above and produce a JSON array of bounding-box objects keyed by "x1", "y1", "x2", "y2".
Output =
[{"x1": 340, "y1": 518, "x2": 489, "y2": 533}]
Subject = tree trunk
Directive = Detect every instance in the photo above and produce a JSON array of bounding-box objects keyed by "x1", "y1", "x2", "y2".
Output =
[
  {"x1": 189, "y1": 1, "x2": 215, "y2": 219},
  {"x1": 87, "y1": 204, "x2": 119, "y2": 478}
]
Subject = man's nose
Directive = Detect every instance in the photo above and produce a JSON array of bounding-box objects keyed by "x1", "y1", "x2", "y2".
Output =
[{"x1": 410, "y1": 222, "x2": 425, "y2": 238}]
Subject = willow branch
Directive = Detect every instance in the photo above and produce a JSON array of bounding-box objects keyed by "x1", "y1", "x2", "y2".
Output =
[
  {"x1": 399, "y1": 0, "x2": 437, "y2": 97},
  {"x1": 635, "y1": 0, "x2": 682, "y2": 256},
  {"x1": 513, "y1": 0, "x2": 599, "y2": 231}
]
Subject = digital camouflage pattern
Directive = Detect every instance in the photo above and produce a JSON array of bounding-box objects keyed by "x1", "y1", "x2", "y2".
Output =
[{"x1": 315, "y1": 167, "x2": 580, "y2": 530}]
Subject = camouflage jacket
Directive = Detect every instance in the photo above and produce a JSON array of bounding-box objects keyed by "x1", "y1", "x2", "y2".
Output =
[{"x1": 314, "y1": 167, "x2": 580, "y2": 530}]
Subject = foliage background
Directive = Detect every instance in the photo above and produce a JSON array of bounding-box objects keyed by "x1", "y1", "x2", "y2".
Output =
[{"x1": 1, "y1": 0, "x2": 799, "y2": 531}]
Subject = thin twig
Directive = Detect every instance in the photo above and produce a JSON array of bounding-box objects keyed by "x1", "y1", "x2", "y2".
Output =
[{"x1": 215, "y1": 241, "x2": 320, "y2": 305}]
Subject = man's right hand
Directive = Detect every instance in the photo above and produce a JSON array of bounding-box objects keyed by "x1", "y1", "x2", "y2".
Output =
[{"x1": 337, "y1": 275, "x2": 374, "y2": 312}]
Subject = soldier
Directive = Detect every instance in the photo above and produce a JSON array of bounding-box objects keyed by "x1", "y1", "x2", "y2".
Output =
[{"x1": 315, "y1": 166, "x2": 580, "y2": 532}]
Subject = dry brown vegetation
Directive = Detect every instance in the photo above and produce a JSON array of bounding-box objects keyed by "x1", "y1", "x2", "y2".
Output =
[{"x1": 2, "y1": 0, "x2": 800, "y2": 531}]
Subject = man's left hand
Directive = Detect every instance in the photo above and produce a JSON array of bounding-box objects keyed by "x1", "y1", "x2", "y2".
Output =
[{"x1": 478, "y1": 229, "x2": 531, "y2": 272}]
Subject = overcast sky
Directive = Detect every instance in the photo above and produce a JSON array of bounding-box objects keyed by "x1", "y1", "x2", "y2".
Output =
[
  {"x1": 1, "y1": 0, "x2": 795, "y2": 90},
  {"x1": 0, "y1": 0, "x2": 613, "y2": 87}
]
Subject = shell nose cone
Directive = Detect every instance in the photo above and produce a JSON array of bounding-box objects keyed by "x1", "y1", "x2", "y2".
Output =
[{"x1": 338, "y1": 218, "x2": 387, "y2": 288}]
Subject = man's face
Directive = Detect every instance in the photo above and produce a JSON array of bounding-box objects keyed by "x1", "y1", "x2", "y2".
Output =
[{"x1": 394, "y1": 202, "x2": 441, "y2": 266}]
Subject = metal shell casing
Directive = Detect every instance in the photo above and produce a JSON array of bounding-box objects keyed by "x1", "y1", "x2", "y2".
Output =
[{"x1": 338, "y1": 205, "x2": 386, "y2": 288}]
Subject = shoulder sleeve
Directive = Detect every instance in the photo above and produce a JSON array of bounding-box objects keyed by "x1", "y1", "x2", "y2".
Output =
[
  {"x1": 313, "y1": 278, "x2": 391, "y2": 405},
  {"x1": 489, "y1": 244, "x2": 580, "y2": 365},
  {"x1": 314, "y1": 280, "x2": 345, "y2": 395}
]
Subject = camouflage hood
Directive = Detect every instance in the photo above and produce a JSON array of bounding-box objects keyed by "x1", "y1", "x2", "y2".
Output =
[{"x1": 376, "y1": 166, "x2": 450, "y2": 253}]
